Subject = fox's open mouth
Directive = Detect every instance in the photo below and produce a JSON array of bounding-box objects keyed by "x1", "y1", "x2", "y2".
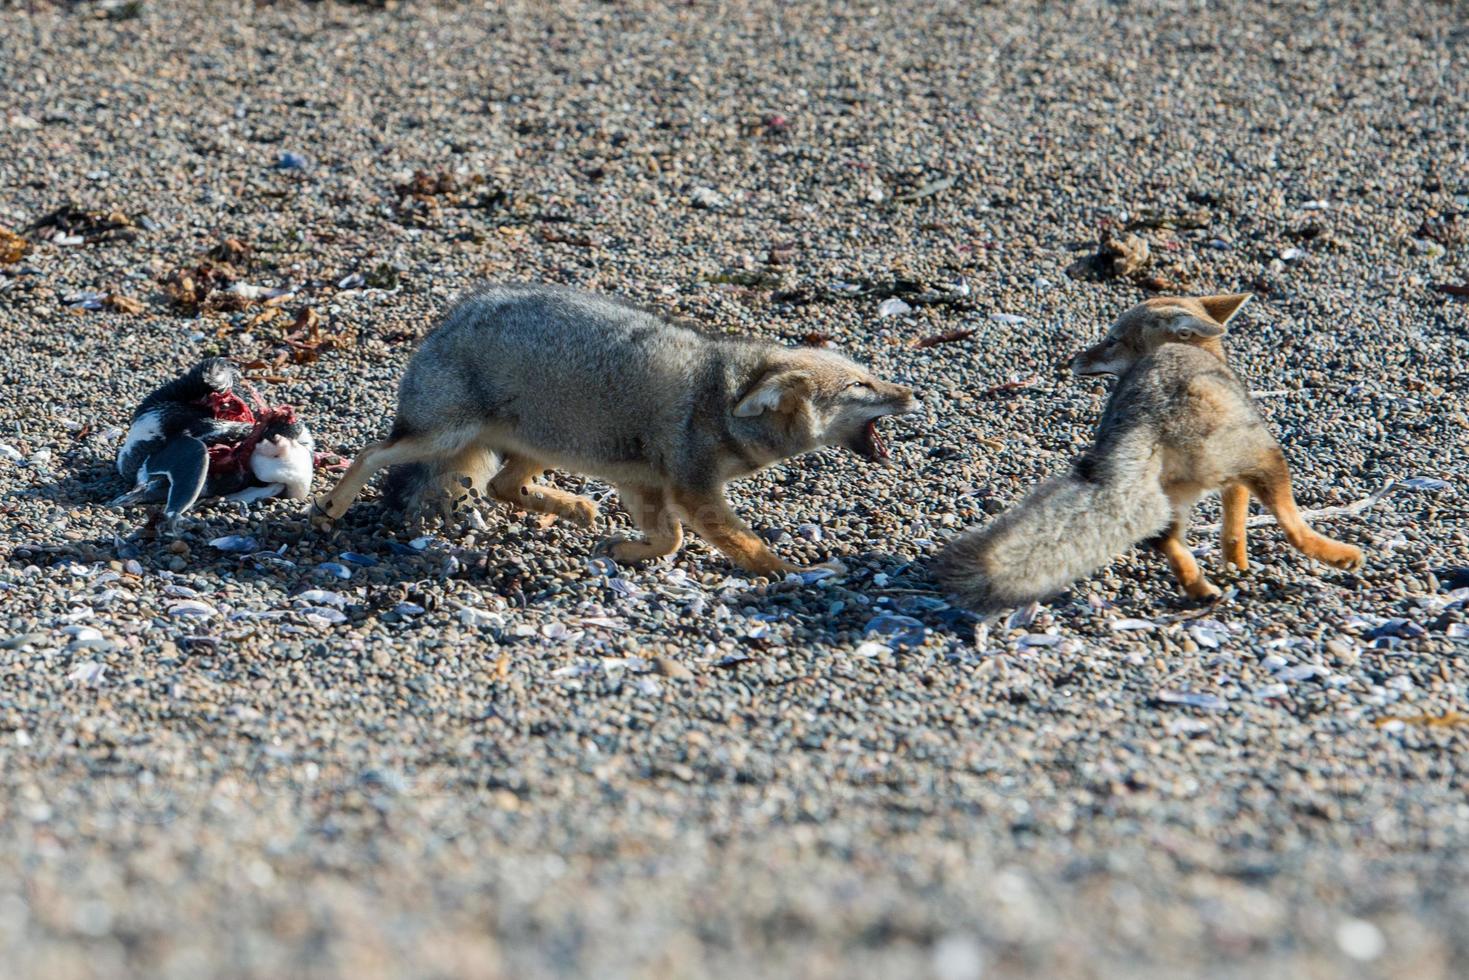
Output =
[{"x1": 846, "y1": 417, "x2": 891, "y2": 462}]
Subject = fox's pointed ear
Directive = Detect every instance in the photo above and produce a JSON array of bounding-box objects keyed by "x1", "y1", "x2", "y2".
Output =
[
  {"x1": 1199, "y1": 292, "x2": 1251, "y2": 326},
  {"x1": 734, "y1": 368, "x2": 811, "y2": 417}
]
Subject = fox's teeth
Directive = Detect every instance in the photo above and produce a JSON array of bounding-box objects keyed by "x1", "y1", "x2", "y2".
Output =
[{"x1": 866, "y1": 419, "x2": 888, "y2": 459}]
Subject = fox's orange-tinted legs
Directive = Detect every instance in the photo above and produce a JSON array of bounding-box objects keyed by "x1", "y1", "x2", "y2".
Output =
[
  {"x1": 1246, "y1": 456, "x2": 1363, "y2": 569},
  {"x1": 670, "y1": 488, "x2": 794, "y2": 576},
  {"x1": 1220, "y1": 482, "x2": 1250, "y2": 570},
  {"x1": 310, "y1": 434, "x2": 442, "y2": 523},
  {"x1": 1155, "y1": 520, "x2": 1222, "y2": 601},
  {"x1": 604, "y1": 484, "x2": 684, "y2": 564},
  {"x1": 669, "y1": 487, "x2": 842, "y2": 578},
  {"x1": 488, "y1": 454, "x2": 599, "y2": 527}
]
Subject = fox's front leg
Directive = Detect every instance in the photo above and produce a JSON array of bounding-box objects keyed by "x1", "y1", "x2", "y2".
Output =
[
  {"x1": 602, "y1": 484, "x2": 684, "y2": 564},
  {"x1": 670, "y1": 487, "x2": 835, "y2": 578}
]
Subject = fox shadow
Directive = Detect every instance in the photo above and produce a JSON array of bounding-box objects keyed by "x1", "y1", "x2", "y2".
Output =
[
  {"x1": 17, "y1": 459, "x2": 1220, "y2": 649},
  {"x1": 15, "y1": 459, "x2": 972, "y2": 643}
]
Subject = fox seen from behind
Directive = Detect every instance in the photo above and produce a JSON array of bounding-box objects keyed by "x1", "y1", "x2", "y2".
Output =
[{"x1": 936, "y1": 293, "x2": 1364, "y2": 612}]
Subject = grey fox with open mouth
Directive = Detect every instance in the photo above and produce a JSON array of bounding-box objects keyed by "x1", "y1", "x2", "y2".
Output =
[{"x1": 310, "y1": 283, "x2": 919, "y2": 577}]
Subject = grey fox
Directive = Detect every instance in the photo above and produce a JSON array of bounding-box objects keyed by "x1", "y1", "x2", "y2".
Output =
[
  {"x1": 309, "y1": 283, "x2": 919, "y2": 576},
  {"x1": 936, "y1": 293, "x2": 1364, "y2": 611}
]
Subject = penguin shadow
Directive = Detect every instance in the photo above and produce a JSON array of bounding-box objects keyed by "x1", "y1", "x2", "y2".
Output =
[{"x1": 12, "y1": 458, "x2": 120, "y2": 507}]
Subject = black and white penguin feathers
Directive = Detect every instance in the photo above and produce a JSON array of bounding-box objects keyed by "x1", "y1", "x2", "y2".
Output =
[{"x1": 111, "y1": 358, "x2": 315, "y2": 525}]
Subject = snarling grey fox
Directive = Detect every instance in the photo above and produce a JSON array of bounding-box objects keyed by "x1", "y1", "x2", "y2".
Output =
[{"x1": 310, "y1": 283, "x2": 919, "y2": 576}]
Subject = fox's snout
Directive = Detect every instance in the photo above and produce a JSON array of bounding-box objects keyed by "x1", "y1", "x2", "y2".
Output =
[{"x1": 890, "y1": 383, "x2": 921, "y2": 413}]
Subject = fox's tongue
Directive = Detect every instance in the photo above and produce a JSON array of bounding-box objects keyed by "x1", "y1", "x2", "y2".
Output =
[{"x1": 867, "y1": 419, "x2": 889, "y2": 460}]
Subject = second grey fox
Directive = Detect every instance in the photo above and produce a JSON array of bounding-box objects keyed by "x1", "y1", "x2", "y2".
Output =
[
  {"x1": 936, "y1": 293, "x2": 1364, "y2": 611},
  {"x1": 309, "y1": 284, "x2": 919, "y2": 576}
]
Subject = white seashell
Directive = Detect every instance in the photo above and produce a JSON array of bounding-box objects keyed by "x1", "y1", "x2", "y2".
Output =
[
  {"x1": 1400, "y1": 476, "x2": 1452, "y2": 492},
  {"x1": 295, "y1": 590, "x2": 348, "y2": 608},
  {"x1": 459, "y1": 606, "x2": 501, "y2": 628},
  {"x1": 1005, "y1": 602, "x2": 1039, "y2": 630},
  {"x1": 1110, "y1": 617, "x2": 1157, "y2": 631},
  {"x1": 1157, "y1": 690, "x2": 1228, "y2": 710},
  {"x1": 1165, "y1": 717, "x2": 1211, "y2": 736},
  {"x1": 608, "y1": 578, "x2": 644, "y2": 599},
  {"x1": 1187, "y1": 622, "x2": 1228, "y2": 649},
  {"x1": 67, "y1": 661, "x2": 107, "y2": 686},
  {"x1": 302, "y1": 606, "x2": 347, "y2": 625}
]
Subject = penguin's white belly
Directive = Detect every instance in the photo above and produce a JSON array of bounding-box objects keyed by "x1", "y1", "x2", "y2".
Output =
[{"x1": 117, "y1": 411, "x2": 165, "y2": 480}]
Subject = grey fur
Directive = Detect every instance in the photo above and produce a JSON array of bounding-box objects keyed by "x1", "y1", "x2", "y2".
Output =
[
  {"x1": 323, "y1": 283, "x2": 918, "y2": 575},
  {"x1": 383, "y1": 284, "x2": 913, "y2": 505},
  {"x1": 938, "y1": 342, "x2": 1277, "y2": 611}
]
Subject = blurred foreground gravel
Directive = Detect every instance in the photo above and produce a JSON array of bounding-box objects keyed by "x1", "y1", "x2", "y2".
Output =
[{"x1": 1, "y1": 1, "x2": 1466, "y2": 977}]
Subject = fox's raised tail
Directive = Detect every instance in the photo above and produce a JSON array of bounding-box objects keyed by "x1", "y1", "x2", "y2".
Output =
[{"x1": 935, "y1": 433, "x2": 1170, "y2": 612}]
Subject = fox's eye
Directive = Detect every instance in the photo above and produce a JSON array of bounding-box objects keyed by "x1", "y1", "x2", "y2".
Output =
[{"x1": 848, "y1": 381, "x2": 870, "y2": 391}]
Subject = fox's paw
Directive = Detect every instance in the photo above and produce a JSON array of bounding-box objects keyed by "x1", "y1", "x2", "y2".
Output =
[
  {"x1": 304, "y1": 495, "x2": 339, "y2": 529},
  {"x1": 561, "y1": 498, "x2": 599, "y2": 529},
  {"x1": 1222, "y1": 540, "x2": 1248, "y2": 571},
  {"x1": 1181, "y1": 577, "x2": 1222, "y2": 602},
  {"x1": 1323, "y1": 543, "x2": 1365, "y2": 571},
  {"x1": 598, "y1": 534, "x2": 665, "y2": 565}
]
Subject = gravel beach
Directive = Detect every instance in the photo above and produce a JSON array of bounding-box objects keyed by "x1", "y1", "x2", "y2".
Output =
[{"x1": 2, "y1": 1, "x2": 1467, "y2": 976}]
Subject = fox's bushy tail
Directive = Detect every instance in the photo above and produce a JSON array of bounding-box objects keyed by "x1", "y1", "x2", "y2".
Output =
[
  {"x1": 381, "y1": 449, "x2": 497, "y2": 517},
  {"x1": 935, "y1": 434, "x2": 1170, "y2": 612}
]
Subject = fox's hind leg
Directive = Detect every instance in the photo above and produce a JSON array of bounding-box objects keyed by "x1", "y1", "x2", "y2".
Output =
[
  {"x1": 601, "y1": 485, "x2": 684, "y2": 564},
  {"x1": 1154, "y1": 489, "x2": 1220, "y2": 601},
  {"x1": 488, "y1": 454, "x2": 599, "y2": 528},
  {"x1": 309, "y1": 432, "x2": 457, "y2": 525},
  {"x1": 1245, "y1": 452, "x2": 1364, "y2": 570},
  {"x1": 1155, "y1": 520, "x2": 1222, "y2": 601},
  {"x1": 1220, "y1": 482, "x2": 1250, "y2": 570}
]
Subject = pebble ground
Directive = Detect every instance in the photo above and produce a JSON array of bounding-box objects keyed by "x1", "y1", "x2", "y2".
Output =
[{"x1": 1, "y1": 1, "x2": 1467, "y2": 977}]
